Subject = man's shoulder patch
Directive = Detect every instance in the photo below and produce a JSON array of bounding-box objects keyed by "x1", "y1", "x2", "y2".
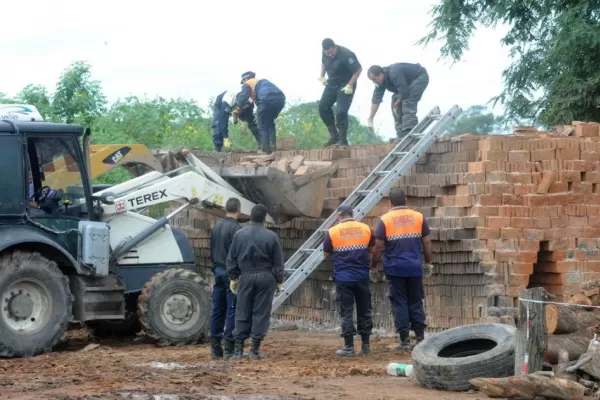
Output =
[{"x1": 348, "y1": 57, "x2": 355, "y2": 65}]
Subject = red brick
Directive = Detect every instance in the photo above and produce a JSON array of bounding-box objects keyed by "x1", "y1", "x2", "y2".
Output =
[
  {"x1": 531, "y1": 272, "x2": 581, "y2": 285},
  {"x1": 569, "y1": 216, "x2": 588, "y2": 227},
  {"x1": 542, "y1": 237, "x2": 576, "y2": 251},
  {"x1": 508, "y1": 150, "x2": 530, "y2": 163},
  {"x1": 523, "y1": 229, "x2": 545, "y2": 241},
  {"x1": 589, "y1": 216, "x2": 600, "y2": 228},
  {"x1": 551, "y1": 216, "x2": 570, "y2": 228},
  {"x1": 510, "y1": 217, "x2": 534, "y2": 229},
  {"x1": 516, "y1": 251, "x2": 538, "y2": 263},
  {"x1": 581, "y1": 151, "x2": 600, "y2": 163},
  {"x1": 543, "y1": 228, "x2": 564, "y2": 240},
  {"x1": 487, "y1": 171, "x2": 507, "y2": 182},
  {"x1": 482, "y1": 149, "x2": 508, "y2": 162},
  {"x1": 509, "y1": 263, "x2": 534, "y2": 275},
  {"x1": 560, "y1": 170, "x2": 582, "y2": 182},
  {"x1": 496, "y1": 250, "x2": 517, "y2": 262},
  {"x1": 519, "y1": 240, "x2": 540, "y2": 251},
  {"x1": 467, "y1": 162, "x2": 484, "y2": 173},
  {"x1": 548, "y1": 181, "x2": 569, "y2": 193},
  {"x1": 501, "y1": 228, "x2": 523, "y2": 240},
  {"x1": 563, "y1": 227, "x2": 584, "y2": 238},
  {"x1": 485, "y1": 183, "x2": 513, "y2": 195},
  {"x1": 583, "y1": 262, "x2": 600, "y2": 272},
  {"x1": 507, "y1": 273, "x2": 530, "y2": 287},
  {"x1": 557, "y1": 148, "x2": 581, "y2": 160},
  {"x1": 532, "y1": 218, "x2": 552, "y2": 229},
  {"x1": 572, "y1": 182, "x2": 593, "y2": 194},
  {"x1": 535, "y1": 261, "x2": 580, "y2": 273},
  {"x1": 465, "y1": 172, "x2": 485, "y2": 183},
  {"x1": 582, "y1": 272, "x2": 600, "y2": 281},
  {"x1": 583, "y1": 171, "x2": 600, "y2": 183},
  {"x1": 486, "y1": 216, "x2": 511, "y2": 229},
  {"x1": 476, "y1": 227, "x2": 500, "y2": 239},
  {"x1": 531, "y1": 149, "x2": 556, "y2": 161},
  {"x1": 514, "y1": 185, "x2": 537, "y2": 195},
  {"x1": 479, "y1": 195, "x2": 503, "y2": 206},
  {"x1": 502, "y1": 194, "x2": 523, "y2": 206},
  {"x1": 565, "y1": 204, "x2": 587, "y2": 216},
  {"x1": 471, "y1": 206, "x2": 499, "y2": 217}
]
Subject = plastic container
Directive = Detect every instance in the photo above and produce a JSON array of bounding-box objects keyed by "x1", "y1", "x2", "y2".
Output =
[{"x1": 386, "y1": 363, "x2": 413, "y2": 377}]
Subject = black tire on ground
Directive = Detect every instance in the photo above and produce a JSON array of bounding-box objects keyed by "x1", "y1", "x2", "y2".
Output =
[
  {"x1": 411, "y1": 323, "x2": 516, "y2": 392},
  {"x1": 138, "y1": 268, "x2": 211, "y2": 346},
  {"x1": 86, "y1": 293, "x2": 142, "y2": 337},
  {"x1": 0, "y1": 251, "x2": 73, "y2": 357}
]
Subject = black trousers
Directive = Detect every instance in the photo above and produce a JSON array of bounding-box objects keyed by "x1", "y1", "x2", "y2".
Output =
[
  {"x1": 386, "y1": 275, "x2": 426, "y2": 333},
  {"x1": 238, "y1": 106, "x2": 261, "y2": 146},
  {"x1": 392, "y1": 70, "x2": 429, "y2": 137},
  {"x1": 336, "y1": 279, "x2": 373, "y2": 338},
  {"x1": 233, "y1": 272, "x2": 276, "y2": 341},
  {"x1": 318, "y1": 84, "x2": 356, "y2": 135},
  {"x1": 256, "y1": 94, "x2": 285, "y2": 153}
]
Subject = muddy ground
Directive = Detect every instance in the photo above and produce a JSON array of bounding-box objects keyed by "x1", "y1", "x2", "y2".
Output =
[{"x1": 0, "y1": 328, "x2": 484, "y2": 400}]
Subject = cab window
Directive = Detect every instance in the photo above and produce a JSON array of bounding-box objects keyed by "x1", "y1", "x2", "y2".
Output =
[{"x1": 0, "y1": 135, "x2": 25, "y2": 215}]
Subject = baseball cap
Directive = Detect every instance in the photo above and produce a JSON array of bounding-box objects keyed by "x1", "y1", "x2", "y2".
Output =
[{"x1": 240, "y1": 71, "x2": 256, "y2": 84}]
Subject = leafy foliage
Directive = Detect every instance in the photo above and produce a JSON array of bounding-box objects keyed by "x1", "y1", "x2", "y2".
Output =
[
  {"x1": 419, "y1": 0, "x2": 600, "y2": 126},
  {"x1": 447, "y1": 105, "x2": 504, "y2": 136}
]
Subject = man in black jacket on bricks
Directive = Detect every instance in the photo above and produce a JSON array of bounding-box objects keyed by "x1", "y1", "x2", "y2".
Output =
[
  {"x1": 323, "y1": 205, "x2": 375, "y2": 357},
  {"x1": 209, "y1": 198, "x2": 242, "y2": 359},
  {"x1": 366, "y1": 63, "x2": 429, "y2": 142},
  {"x1": 319, "y1": 38, "x2": 362, "y2": 147},
  {"x1": 226, "y1": 204, "x2": 284, "y2": 360}
]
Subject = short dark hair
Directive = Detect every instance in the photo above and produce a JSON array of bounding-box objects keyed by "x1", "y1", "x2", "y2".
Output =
[
  {"x1": 367, "y1": 65, "x2": 384, "y2": 76},
  {"x1": 225, "y1": 197, "x2": 241, "y2": 213},
  {"x1": 322, "y1": 38, "x2": 335, "y2": 50},
  {"x1": 389, "y1": 188, "x2": 406, "y2": 207},
  {"x1": 250, "y1": 204, "x2": 268, "y2": 223}
]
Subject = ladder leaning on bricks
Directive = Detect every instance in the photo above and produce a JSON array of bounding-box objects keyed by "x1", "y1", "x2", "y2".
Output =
[{"x1": 272, "y1": 105, "x2": 463, "y2": 312}]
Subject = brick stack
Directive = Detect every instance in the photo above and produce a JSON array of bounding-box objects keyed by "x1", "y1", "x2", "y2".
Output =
[{"x1": 169, "y1": 121, "x2": 600, "y2": 331}]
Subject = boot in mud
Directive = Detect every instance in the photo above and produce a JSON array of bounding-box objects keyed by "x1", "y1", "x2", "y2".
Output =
[
  {"x1": 249, "y1": 338, "x2": 265, "y2": 360},
  {"x1": 360, "y1": 335, "x2": 370, "y2": 355},
  {"x1": 210, "y1": 337, "x2": 223, "y2": 359},
  {"x1": 222, "y1": 339, "x2": 234, "y2": 360},
  {"x1": 335, "y1": 335, "x2": 355, "y2": 358},
  {"x1": 230, "y1": 339, "x2": 245, "y2": 360},
  {"x1": 395, "y1": 331, "x2": 411, "y2": 352}
]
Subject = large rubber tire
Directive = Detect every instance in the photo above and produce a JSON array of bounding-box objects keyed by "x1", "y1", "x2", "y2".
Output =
[
  {"x1": 412, "y1": 323, "x2": 516, "y2": 391},
  {"x1": 86, "y1": 293, "x2": 142, "y2": 337},
  {"x1": 138, "y1": 268, "x2": 211, "y2": 346},
  {"x1": 0, "y1": 251, "x2": 72, "y2": 357}
]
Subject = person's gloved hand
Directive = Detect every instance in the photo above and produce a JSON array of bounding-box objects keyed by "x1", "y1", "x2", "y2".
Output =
[
  {"x1": 240, "y1": 122, "x2": 248, "y2": 134},
  {"x1": 275, "y1": 283, "x2": 284, "y2": 295},
  {"x1": 367, "y1": 119, "x2": 374, "y2": 133},
  {"x1": 223, "y1": 138, "x2": 232, "y2": 151},
  {"x1": 230, "y1": 279, "x2": 238, "y2": 294},
  {"x1": 319, "y1": 77, "x2": 327, "y2": 86},
  {"x1": 423, "y1": 263, "x2": 434, "y2": 278},
  {"x1": 341, "y1": 84, "x2": 354, "y2": 95}
]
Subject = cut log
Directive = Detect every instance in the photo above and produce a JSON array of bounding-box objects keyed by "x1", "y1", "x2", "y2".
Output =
[
  {"x1": 569, "y1": 293, "x2": 593, "y2": 310},
  {"x1": 545, "y1": 334, "x2": 591, "y2": 364},
  {"x1": 470, "y1": 373, "x2": 586, "y2": 399},
  {"x1": 546, "y1": 304, "x2": 580, "y2": 334},
  {"x1": 554, "y1": 349, "x2": 577, "y2": 381},
  {"x1": 515, "y1": 287, "x2": 548, "y2": 375}
]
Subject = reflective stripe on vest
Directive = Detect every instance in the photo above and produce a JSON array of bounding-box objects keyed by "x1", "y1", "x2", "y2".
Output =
[
  {"x1": 380, "y1": 208, "x2": 423, "y2": 240},
  {"x1": 245, "y1": 78, "x2": 263, "y2": 102},
  {"x1": 328, "y1": 220, "x2": 372, "y2": 252}
]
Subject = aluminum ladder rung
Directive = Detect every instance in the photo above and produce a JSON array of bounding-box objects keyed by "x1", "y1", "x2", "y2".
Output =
[{"x1": 272, "y1": 105, "x2": 463, "y2": 312}]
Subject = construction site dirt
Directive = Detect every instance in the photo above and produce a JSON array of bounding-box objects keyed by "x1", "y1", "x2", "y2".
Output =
[{"x1": 0, "y1": 329, "x2": 481, "y2": 400}]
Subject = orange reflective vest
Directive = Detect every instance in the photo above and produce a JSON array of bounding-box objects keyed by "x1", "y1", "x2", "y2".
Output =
[
  {"x1": 244, "y1": 78, "x2": 262, "y2": 102},
  {"x1": 327, "y1": 219, "x2": 373, "y2": 281},
  {"x1": 378, "y1": 207, "x2": 426, "y2": 276}
]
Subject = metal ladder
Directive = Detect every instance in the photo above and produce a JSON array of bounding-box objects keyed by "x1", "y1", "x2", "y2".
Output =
[{"x1": 272, "y1": 105, "x2": 463, "y2": 311}]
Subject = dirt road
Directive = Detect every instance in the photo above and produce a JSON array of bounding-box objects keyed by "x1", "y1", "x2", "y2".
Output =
[{"x1": 0, "y1": 329, "x2": 482, "y2": 400}]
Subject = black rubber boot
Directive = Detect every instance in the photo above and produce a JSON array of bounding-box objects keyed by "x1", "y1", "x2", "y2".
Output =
[
  {"x1": 223, "y1": 339, "x2": 235, "y2": 360},
  {"x1": 335, "y1": 335, "x2": 355, "y2": 357},
  {"x1": 395, "y1": 331, "x2": 411, "y2": 351},
  {"x1": 336, "y1": 129, "x2": 349, "y2": 147},
  {"x1": 210, "y1": 337, "x2": 223, "y2": 359},
  {"x1": 360, "y1": 334, "x2": 370, "y2": 355},
  {"x1": 249, "y1": 338, "x2": 265, "y2": 360},
  {"x1": 230, "y1": 339, "x2": 245, "y2": 360},
  {"x1": 414, "y1": 329, "x2": 425, "y2": 348},
  {"x1": 323, "y1": 126, "x2": 339, "y2": 147},
  {"x1": 260, "y1": 134, "x2": 272, "y2": 155}
]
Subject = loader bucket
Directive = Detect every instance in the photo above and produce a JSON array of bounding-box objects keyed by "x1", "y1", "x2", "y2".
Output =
[{"x1": 212, "y1": 162, "x2": 337, "y2": 223}]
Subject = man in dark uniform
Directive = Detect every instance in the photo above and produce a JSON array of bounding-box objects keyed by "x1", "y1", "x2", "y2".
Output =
[
  {"x1": 366, "y1": 63, "x2": 429, "y2": 142},
  {"x1": 233, "y1": 102, "x2": 261, "y2": 151},
  {"x1": 209, "y1": 198, "x2": 242, "y2": 359},
  {"x1": 319, "y1": 38, "x2": 362, "y2": 147},
  {"x1": 323, "y1": 205, "x2": 375, "y2": 357},
  {"x1": 227, "y1": 204, "x2": 284, "y2": 360},
  {"x1": 370, "y1": 188, "x2": 433, "y2": 351},
  {"x1": 212, "y1": 88, "x2": 261, "y2": 152},
  {"x1": 237, "y1": 71, "x2": 286, "y2": 155}
]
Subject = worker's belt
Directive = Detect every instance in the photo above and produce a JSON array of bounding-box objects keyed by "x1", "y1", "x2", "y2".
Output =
[{"x1": 239, "y1": 267, "x2": 274, "y2": 275}]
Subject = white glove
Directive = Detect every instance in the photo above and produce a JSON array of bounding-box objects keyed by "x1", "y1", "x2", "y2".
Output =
[
  {"x1": 275, "y1": 283, "x2": 283, "y2": 295},
  {"x1": 341, "y1": 84, "x2": 353, "y2": 95},
  {"x1": 423, "y1": 264, "x2": 434, "y2": 278},
  {"x1": 230, "y1": 279, "x2": 238, "y2": 294},
  {"x1": 223, "y1": 138, "x2": 232, "y2": 151},
  {"x1": 240, "y1": 122, "x2": 248, "y2": 134},
  {"x1": 319, "y1": 77, "x2": 327, "y2": 86},
  {"x1": 367, "y1": 119, "x2": 374, "y2": 132}
]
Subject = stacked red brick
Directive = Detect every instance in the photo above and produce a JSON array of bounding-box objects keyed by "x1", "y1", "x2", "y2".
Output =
[{"x1": 169, "y1": 122, "x2": 600, "y2": 331}]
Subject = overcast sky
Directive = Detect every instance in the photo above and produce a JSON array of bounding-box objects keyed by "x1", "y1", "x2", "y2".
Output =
[{"x1": 1, "y1": 0, "x2": 511, "y2": 139}]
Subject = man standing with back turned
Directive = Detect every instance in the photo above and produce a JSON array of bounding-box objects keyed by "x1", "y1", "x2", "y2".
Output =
[
  {"x1": 366, "y1": 63, "x2": 429, "y2": 142},
  {"x1": 319, "y1": 38, "x2": 362, "y2": 147},
  {"x1": 323, "y1": 205, "x2": 375, "y2": 357},
  {"x1": 209, "y1": 198, "x2": 242, "y2": 360},
  {"x1": 227, "y1": 204, "x2": 284, "y2": 360},
  {"x1": 370, "y1": 188, "x2": 433, "y2": 351}
]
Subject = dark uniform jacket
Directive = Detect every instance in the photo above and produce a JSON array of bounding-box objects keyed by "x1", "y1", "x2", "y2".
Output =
[
  {"x1": 226, "y1": 222, "x2": 285, "y2": 283},
  {"x1": 210, "y1": 216, "x2": 242, "y2": 271},
  {"x1": 372, "y1": 63, "x2": 427, "y2": 104},
  {"x1": 211, "y1": 91, "x2": 233, "y2": 138},
  {"x1": 322, "y1": 45, "x2": 361, "y2": 87},
  {"x1": 237, "y1": 79, "x2": 284, "y2": 108}
]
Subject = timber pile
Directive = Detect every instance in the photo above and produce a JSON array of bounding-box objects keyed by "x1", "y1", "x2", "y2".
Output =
[{"x1": 169, "y1": 121, "x2": 600, "y2": 331}]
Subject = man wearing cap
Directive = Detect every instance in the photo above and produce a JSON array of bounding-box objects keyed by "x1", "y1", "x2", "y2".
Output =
[
  {"x1": 227, "y1": 204, "x2": 285, "y2": 360},
  {"x1": 319, "y1": 38, "x2": 362, "y2": 147},
  {"x1": 237, "y1": 71, "x2": 286, "y2": 155},
  {"x1": 323, "y1": 205, "x2": 375, "y2": 357},
  {"x1": 211, "y1": 88, "x2": 261, "y2": 152},
  {"x1": 370, "y1": 188, "x2": 433, "y2": 351},
  {"x1": 366, "y1": 63, "x2": 429, "y2": 142}
]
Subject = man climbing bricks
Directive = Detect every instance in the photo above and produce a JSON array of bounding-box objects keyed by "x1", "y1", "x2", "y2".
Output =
[
  {"x1": 237, "y1": 71, "x2": 286, "y2": 155},
  {"x1": 323, "y1": 205, "x2": 375, "y2": 357},
  {"x1": 370, "y1": 188, "x2": 434, "y2": 351},
  {"x1": 367, "y1": 63, "x2": 429, "y2": 142},
  {"x1": 212, "y1": 87, "x2": 261, "y2": 152},
  {"x1": 209, "y1": 198, "x2": 242, "y2": 360},
  {"x1": 226, "y1": 204, "x2": 285, "y2": 360},
  {"x1": 319, "y1": 38, "x2": 362, "y2": 147}
]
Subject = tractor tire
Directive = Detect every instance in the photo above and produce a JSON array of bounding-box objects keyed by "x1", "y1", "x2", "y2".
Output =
[
  {"x1": 411, "y1": 323, "x2": 516, "y2": 392},
  {"x1": 138, "y1": 268, "x2": 211, "y2": 346},
  {"x1": 0, "y1": 251, "x2": 72, "y2": 357},
  {"x1": 87, "y1": 293, "x2": 142, "y2": 337}
]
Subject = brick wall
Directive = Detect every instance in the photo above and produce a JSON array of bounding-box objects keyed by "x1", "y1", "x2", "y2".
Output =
[{"x1": 170, "y1": 124, "x2": 600, "y2": 331}]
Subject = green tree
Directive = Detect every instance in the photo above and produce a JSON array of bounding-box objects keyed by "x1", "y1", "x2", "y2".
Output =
[
  {"x1": 447, "y1": 105, "x2": 503, "y2": 136},
  {"x1": 0, "y1": 93, "x2": 15, "y2": 103},
  {"x1": 16, "y1": 84, "x2": 53, "y2": 120},
  {"x1": 53, "y1": 61, "x2": 107, "y2": 126},
  {"x1": 419, "y1": 0, "x2": 600, "y2": 126}
]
